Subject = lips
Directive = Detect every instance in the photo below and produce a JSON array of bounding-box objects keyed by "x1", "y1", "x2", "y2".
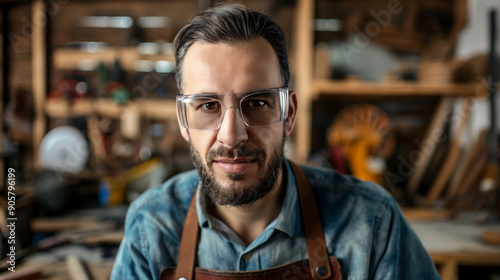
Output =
[{"x1": 213, "y1": 157, "x2": 256, "y2": 173}]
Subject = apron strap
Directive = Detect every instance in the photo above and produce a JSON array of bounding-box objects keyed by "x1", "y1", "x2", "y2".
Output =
[
  {"x1": 175, "y1": 161, "x2": 332, "y2": 280},
  {"x1": 289, "y1": 161, "x2": 332, "y2": 280},
  {"x1": 174, "y1": 192, "x2": 199, "y2": 280}
]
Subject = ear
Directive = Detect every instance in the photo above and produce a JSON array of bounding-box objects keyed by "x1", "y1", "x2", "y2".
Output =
[
  {"x1": 176, "y1": 105, "x2": 190, "y2": 142},
  {"x1": 285, "y1": 90, "x2": 298, "y2": 137}
]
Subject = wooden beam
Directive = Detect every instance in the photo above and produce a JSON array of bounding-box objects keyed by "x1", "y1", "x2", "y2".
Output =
[
  {"x1": 293, "y1": 0, "x2": 314, "y2": 163},
  {"x1": 32, "y1": 0, "x2": 47, "y2": 171},
  {"x1": 44, "y1": 98, "x2": 177, "y2": 119},
  {"x1": 425, "y1": 98, "x2": 471, "y2": 204},
  {"x1": 312, "y1": 80, "x2": 488, "y2": 97},
  {"x1": 438, "y1": 260, "x2": 458, "y2": 280},
  {"x1": 402, "y1": 207, "x2": 453, "y2": 221},
  {"x1": 53, "y1": 48, "x2": 175, "y2": 71},
  {"x1": 430, "y1": 251, "x2": 500, "y2": 266},
  {"x1": 406, "y1": 97, "x2": 452, "y2": 195},
  {"x1": 482, "y1": 230, "x2": 500, "y2": 246},
  {"x1": 446, "y1": 129, "x2": 488, "y2": 204}
]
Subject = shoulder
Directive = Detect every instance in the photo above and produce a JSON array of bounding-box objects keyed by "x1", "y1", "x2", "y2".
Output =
[
  {"x1": 129, "y1": 169, "x2": 199, "y2": 215},
  {"x1": 112, "y1": 170, "x2": 199, "y2": 279},
  {"x1": 300, "y1": 164, "x2": 393, "y2": 205},
  {"x1": 299, "y1": 164, "x2": 398, "y2": 228},
  {"x1": 289, "y1": 164, "x2": 439, "y2": 279},
  {"x1": 125, "y1": 169, "x2": 199, "y2": 241}
]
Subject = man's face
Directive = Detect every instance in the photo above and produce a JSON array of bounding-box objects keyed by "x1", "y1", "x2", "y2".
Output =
[{"x1": 179, "y1": 38, "x2": 296, "y2": 206}]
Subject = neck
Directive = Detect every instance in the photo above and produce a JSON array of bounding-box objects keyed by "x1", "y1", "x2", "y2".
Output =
[{"x1": 208, "y1": 171, "x2": 285, "y2": 246}]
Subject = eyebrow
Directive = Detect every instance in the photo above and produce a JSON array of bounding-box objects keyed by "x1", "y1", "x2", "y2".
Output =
[
  {"x1": 189, "y1": 87, "x2": 281, "y2": 97},
  {"x1": 185, "y1": 93, "x2": 223, "y2": 100}
]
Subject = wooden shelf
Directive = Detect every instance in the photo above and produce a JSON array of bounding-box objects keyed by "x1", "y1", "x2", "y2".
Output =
[
  {"x1": 431, "y1": 249, "x2": 500, "y2": 279},
  {"x1": 311, "y1": 80, "x2": 488, "y2": 98},
  {"x1": 402, "y1": 208, "x2": 454, "y2": 221},
  {"x1": 53, "y1": 47, "x2": 175, "y2": 71},
  {"x1": 45, "y1": 98, "x2": 177, "y2": 119}
]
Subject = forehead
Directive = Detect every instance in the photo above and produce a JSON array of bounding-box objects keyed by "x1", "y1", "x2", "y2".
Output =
[{"x1": 181, "y1": 37, "x2": 281, "y2": 95}]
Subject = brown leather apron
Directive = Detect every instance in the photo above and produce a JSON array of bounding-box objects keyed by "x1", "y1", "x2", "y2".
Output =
[{"x1": 160, "y1": 161, "x2": 342, "y2": 280}]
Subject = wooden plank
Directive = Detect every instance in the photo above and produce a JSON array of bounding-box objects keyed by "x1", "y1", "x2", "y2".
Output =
[
  {"x1": 407, "y1": 97, "x2": 453, "y2": 195},
  {"x1": 45, "y1": 98, "x2": 176, "y2": 119},
  {"x1": 0, "y1": 161, "x2": 3, "y2": 192},
  {"x1": 139, "y1": 99, "x2": 177, "y2": 119},
  {"x1": 428, "y1": 249, "x2": 500, "y2": 280},
  {"x1": 313, "y1": 44, "x2": 331, "y2": 80},
  {"x1": 373, "y1": 28, "x2": 424, "y2": 53},
  {"x1": 402, "y1": 208, "x2": 453, "y2": 221},
  {"x1": 430, "y1": 251, "x2": 500, "y2": 266},
  {"x1": 403, "y1": 0, "x2": 419, "y2": 32},
  {"x1": 482, "y1": 230, "x2": 500, "y2": 246},
  {"x1": 453, "y1": 150, "x2": 487, "y2": 206},
  {"x1": 293, "y1": 0, "x2": 314, "y2": 163},
  {"x1": 31, "y1": 217, "x2": 115, "y2": 233},
  {"x1": 82, "y1": 231, "x2": 124, "y2": 245},
  {"x1": 426, "y1": 98, "x2": 471, "y2": 204},
  {"x1": 45, "y1": 99, "x2": 93, "y2": 117},
  {"x1": 92, "y1": 99, "x2": 124, "y2": 118},
  {"x1": 87, "y1": 114, "x2": 107, "y2": 166},
  {"x1": 53, "y1": 49, "x2": 116, "y2": 69},
  {"x1": 53, "y1": 47, "x2": 174, "y2": 71},
  {"x1": 446, "y1": 129, "x2": 488, "y2": 204},
  {"x1": 32, "y1": 0, "x2": 47, "y2": 171},
  {"x1": 312, "y1": 80, "x2": 487, "y2": 97},
  {"x1": 438, "y1": 260, "x2": 458, "y2": 280}
]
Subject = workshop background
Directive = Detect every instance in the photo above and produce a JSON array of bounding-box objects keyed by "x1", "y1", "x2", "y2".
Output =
[{"x1": 1, "y1": 0, "x2": 500, "y2": 279}]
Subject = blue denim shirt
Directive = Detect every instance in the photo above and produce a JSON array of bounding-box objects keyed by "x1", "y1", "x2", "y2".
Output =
[{"x1": 111, "y1": 160, "x2": 440, "y2": 280}]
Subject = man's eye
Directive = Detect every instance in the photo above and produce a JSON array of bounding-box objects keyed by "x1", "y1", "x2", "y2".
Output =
[
  {"x1": 246, "y1": 100, "x2": 266, "y2": 107},
  {"x1": 202, "y1": 102, "x2": 218, "y2": 111}
]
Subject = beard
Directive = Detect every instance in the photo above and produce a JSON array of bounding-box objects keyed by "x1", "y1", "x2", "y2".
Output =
[{"x1": 190, "y1": 132, "x2": 286, "y2": 207}]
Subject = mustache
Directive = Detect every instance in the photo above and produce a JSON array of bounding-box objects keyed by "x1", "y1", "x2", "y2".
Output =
[{"x1": 206, "y1": 143, "x2": 265, "y2": 163}]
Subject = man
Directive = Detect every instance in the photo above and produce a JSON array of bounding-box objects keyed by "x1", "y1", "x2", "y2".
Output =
[{"x1": 111, "y1": 3, "x2": 440, "y2": 280}]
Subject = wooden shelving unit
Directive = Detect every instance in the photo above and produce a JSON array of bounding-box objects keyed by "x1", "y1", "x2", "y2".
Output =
[
  {"x1": 29, "y1": 0, "x2": 197, "y2": 171},
  {"x1": 292, "y1": 0, "x2": 485, "y2": 163}
]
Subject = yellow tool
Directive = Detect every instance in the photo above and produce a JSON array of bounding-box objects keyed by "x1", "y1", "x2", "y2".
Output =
[{"x1": 328, "y1": 104, "x2": 395, "y2": 186}]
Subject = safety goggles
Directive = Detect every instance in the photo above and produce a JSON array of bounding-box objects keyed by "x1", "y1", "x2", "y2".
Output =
[{"x1": 177, "y1": 87, "x2": 289, "y2": 130}]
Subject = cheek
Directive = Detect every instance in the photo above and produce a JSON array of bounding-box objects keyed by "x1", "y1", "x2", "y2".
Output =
[
  {"x1": 251, "y1": 126, "x2": 284, "y2": 151},
  {"x1": 255, "y1": 127, "x2": 278, "y2": 146},
  {"x1": 189, "y1": 132, "x2": 217, "y2": 157}
]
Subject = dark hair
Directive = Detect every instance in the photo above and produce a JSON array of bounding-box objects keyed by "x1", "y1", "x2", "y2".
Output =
[{"x1": 173, "y1": 3, "x2": 289, "y2": 94}]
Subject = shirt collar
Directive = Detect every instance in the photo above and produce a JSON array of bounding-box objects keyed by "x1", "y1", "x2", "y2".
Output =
[
  {"x1": 274, "y1": 159, "x2": 303, "y2": 237},
  {"x1": 196, "y1": 159, "x2": 303, "y2": 237},
  {"x1": 197, "y1": 185, "x2": 211, "y2": 228}
]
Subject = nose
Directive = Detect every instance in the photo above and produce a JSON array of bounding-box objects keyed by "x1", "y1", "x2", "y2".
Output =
[{"x1": 217, "y1": 107, "x2": 248, "y2": 147}]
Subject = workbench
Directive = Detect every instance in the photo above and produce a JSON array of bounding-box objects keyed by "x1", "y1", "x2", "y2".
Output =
[{"x1": 411, "y1": 216, "x2": 500, "y2": 280}]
